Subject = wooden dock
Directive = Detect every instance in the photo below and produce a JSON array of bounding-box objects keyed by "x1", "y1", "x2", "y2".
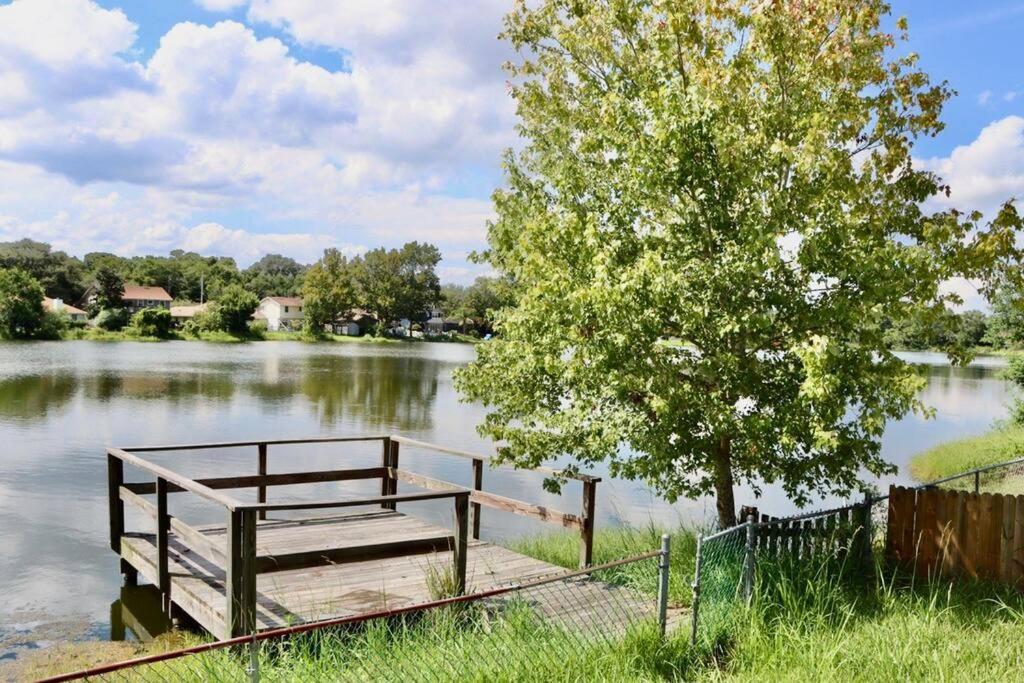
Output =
[{"x1": 107, "y1": 436, "x2": 607, "y2": 640}]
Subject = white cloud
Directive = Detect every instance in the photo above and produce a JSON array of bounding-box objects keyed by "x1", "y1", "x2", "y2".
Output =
[
  {"x1": 194, "y1": 0, "x2": 247, "y2": 10},
  {"x1": 1005, "y1": 91, "x2": 1019, "y2": 102},
  {"x1": 978, "y1": 90, "x2": 992, "y2": 106},
  {"x1": 919, "y1": 116, "x2": 1024, "y2": 216}
]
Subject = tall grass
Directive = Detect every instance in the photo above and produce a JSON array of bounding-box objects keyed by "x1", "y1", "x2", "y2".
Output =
[{"x1": 909, "y1": 425, "x2": 1024, "y2": 492}]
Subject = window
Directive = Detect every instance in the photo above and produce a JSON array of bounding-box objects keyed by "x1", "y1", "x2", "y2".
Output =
[{"x1": 285, "y1": 306, "x2": 289, "y2": 313}]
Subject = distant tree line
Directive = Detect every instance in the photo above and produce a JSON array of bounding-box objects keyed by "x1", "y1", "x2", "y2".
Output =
[
  {"x1": 0, "y1": 238, "x2": 512, "y2": 339},
  {"x1": 882, "y1": 286, "x2": 1024, "y2": 351}
]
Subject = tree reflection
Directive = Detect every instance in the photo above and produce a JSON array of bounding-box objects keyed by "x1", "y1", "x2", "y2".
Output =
[
  {"x1": 0, "y1": 373, "x2": 77, "y2": 420},
  {"x1": 82, "y1": 370, "x2": 236, "y2": 403}
]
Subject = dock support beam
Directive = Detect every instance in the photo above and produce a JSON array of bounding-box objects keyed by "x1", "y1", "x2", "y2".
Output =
[
  {"x1": 227, "y1": 509, "x2": 257, "y2": 638},
  {"x1": 471, "y1": 458, "x2": 483, "y2": 540},
  {"x1": 108, "y1": 453, "x2": 124, "y2": 554},
  {"x1": 381, "y1": 438, "x2": 398, "y2": 510},
  {"x1": 580, "y1": 479, "x2": 597, "y2": 568},
  {"x1": 453, "y1": 492, "x2": 469, "y2": 594},
  {"x1": 257, "y1": 443, "x2": 267, "y2": 521},
  {"x1": 157, "y1": 477, "x2": 170, "y2": 613}
]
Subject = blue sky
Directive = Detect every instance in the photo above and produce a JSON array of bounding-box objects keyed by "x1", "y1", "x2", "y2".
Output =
[{"x1": 0, "y1": 0, "x2": 1021, "y2": 288}]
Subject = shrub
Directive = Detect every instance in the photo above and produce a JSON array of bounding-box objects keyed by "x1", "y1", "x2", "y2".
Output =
[
  {"x1": 93, "y1": 307, "x2": 129, "y2": 331},
  {"x1": 129, "y1": 307, "x2": 172, "y2": 338},
  {"x1": 215, "y1": 284, "x2": 259, "y2": 334},
  {"x1": 35, "y1": 311, "x2": 67, "y2": 340}
]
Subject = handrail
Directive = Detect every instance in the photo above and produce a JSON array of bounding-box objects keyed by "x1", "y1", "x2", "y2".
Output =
[
  {"x1": 107, "y1": 448, "x2": 242, "y2": 510},
  {"x1": 390, "y1": 435, "x2": 602, "y2": 483},
  {"x1": 123, "y1": 467, "x2": 387, "y2": 495},
  {"x1": 236, "y1": 489, "x2": 470, "y2": 512},
  {"x1": 122, "y1": 435, "x2": 389, "y2": 453}
]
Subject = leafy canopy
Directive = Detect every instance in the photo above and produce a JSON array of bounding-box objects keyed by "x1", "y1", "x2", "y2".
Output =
[
  {"x1": 0, "y1": 268, "x2": 46, "y2": 339},
  {"x1": 302, "y1": 248, "x2": 356, "y2": 334},
  {"x1": 455, "y1": 0, "x2": 1023, "y2": 526}
]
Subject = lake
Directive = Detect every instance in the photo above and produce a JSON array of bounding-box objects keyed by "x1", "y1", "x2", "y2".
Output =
[{"x1": 0, "y1": 341, "x2": 1012, "y2": 657}]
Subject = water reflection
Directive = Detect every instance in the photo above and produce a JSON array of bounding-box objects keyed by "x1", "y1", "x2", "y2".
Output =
[
  {"x1": 110, "y1": 586, "x2": 172, "y2": 642},
  {"x1": 0, "y1": 341, "x2": 1012, "y2": 657}
]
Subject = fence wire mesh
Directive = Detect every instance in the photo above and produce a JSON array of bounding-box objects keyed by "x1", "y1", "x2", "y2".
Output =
[
  {"x1": 691, "y1": 524, "x2": 748, "y2": 648},
  {"x1": 41, "y1": 552, "x2": 670, "y2": 683}
]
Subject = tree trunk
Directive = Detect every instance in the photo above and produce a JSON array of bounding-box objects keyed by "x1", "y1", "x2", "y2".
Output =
[{"x1": 713, "y1": 435, "x2": 736, "y2": 528}]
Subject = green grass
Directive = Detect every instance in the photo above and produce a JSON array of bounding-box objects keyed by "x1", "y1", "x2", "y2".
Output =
[
  {"x1": 508, "y1": 522, "x2": 698, "y2": 607},
  {"x1": 908, "y1": 425, "x2": 1024, "y2": 492}
]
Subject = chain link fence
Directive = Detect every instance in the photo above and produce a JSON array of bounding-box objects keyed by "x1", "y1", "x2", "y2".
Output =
[{"x1": 38, "y1": 547, "x2": 675, "y2": 682}]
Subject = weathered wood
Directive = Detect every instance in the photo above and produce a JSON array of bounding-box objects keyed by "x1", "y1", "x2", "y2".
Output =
[
  {"x1": 1013, "y1": 494, "x2": 1024, "y2": 587},
  {"x1": 961, "y1": 493, "x2": 981, "y2": 578},
  {"x1": 917, "y1": 488, "x2": 940, "y2": 577},
  {"x1": 226, "y1": 509, "x2": 257, "y2": 637},
  {"x1": 243, "y1": 489, "x2": 466, "y2": 512},
  {"x1": 381, "y1": 440, "x2": 399, "y2": 511},
  {"x1": 391, "y1": 468, "x2": 461, "y2": 493},
  {"x1": 1001, "y1": 494, "x2": 1015, "y2": 582},
  {"x1": 885, "y1": 485, "x2": 916, "y2": 565},
  {"x1": 123, "y1": 468, "x2": 389, "y2": 495},
  {"x1": 472, "y1": 458, "x2": 483, "y2": 540},
  {"x1": 257, "y1": 443, "x2": 268, "y2": 521},
  {"x1": 123, "y1": 435, "x2": 390, "y2": 452},
  {"x1": 108, "y1": 448, "x2": 240, "y2": 510},
  {"x1": 580, "y1": 479, "x2": 597, "y2": 568},
  {"x1": 454, "y1": 493, "x2": 470, "y2": 594},
  {"x1": 256, "y1": 536, "x2": 456, "y2": 574},
  {"x1": 468, "y1": 489, "x2": 583, "y2": 530},
  {"x1": 156, "y1": 478, "x2": 170, "y2": 610},
  {"x1": 108, "y1": 453, "x2": 124, "y2": 553},
  {"x1": 983, "y1": 494, "x2": 1003, "y2": 580},
  {"x1": 120, "y1": 486, "x2": 226, "y2": 564},
  {"x1": 389, "y1": 435, "x2": 601, "y2": 483}
]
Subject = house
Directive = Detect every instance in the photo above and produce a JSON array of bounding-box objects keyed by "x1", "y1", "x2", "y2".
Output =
[
  {"x1": 425, "y1": 316, "x2": 461, "y2": 335},
  {"x1": 170, "y1": 303, "x2": 208, "y2": 326},
  {"x1": 121, "y1": 285, "x2": 172, "y2": 314},
  {"x1": 332, "y1": 310, "x2": 378, "y2": 336},
  {"x1": 43, "y1": 297, "x2": 88, "y2": 322},
  {"x1": 255, "y1": 296, "x2": 304, "y2": 331}
]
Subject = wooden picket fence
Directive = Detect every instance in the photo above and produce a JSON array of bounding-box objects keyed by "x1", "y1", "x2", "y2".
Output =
[{"x1": 886, "y1": 484, "x2": 1024, "y2": 585}]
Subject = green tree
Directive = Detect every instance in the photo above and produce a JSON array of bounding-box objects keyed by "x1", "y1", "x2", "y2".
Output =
[
  {"x1": 454, "y1": 0, "x2": 1023, "y2": 527},
  {"x1": 353, "y1": 242, "x2": 442, "y2": 333},
  {"x1": 302, "y1": 249, "x2": 355, "y2": 334},
  {"x1": 93, "y1": 266, "x2": 126, "y2": 311},
  {"x1": 243, "y1": 254, "x2": 306, "y2": 299},
  {"x1": 214, "y1": 284, "x2": 260, "y2": 334},
  {"x1": 985, "y1": 283, "x2": 1024, "y2": 349},
  {"x1": 129, "y1": 308, "x2": 172, "y2": 338},
  {"x1": 0, "y1": 268, "x2": 46, "y2": 339},
  {"x1": 0, "y1": 239, "x2": 85, "y2": 302}
]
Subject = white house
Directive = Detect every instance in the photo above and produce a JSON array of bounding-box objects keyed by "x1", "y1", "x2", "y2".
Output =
[{"x1": 255, "y1": 296, "x2": 304, "y2": 331}]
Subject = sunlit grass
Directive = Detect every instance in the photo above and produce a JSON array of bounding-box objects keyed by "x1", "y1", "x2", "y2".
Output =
[{"x1": 908, "y1": 425, "x2": 1024, "y2": 490}]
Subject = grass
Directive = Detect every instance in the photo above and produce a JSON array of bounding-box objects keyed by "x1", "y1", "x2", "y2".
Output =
[
  {"x1": 16, "y1": 525, "x2": 1024, "y2": 681},
  {"x1": 908, "y1": 424, "x2": 1024, "y2": 492}
]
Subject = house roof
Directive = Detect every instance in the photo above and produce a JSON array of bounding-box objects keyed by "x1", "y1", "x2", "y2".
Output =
[
  {"x1": 43, "y1": 297, "x2": 87, "y2": 316},
  {"x1": 170, "y1": 303, "x2": 208, "y2": 318},
  {"x1": 262, "y1": 296, "x2": 303, "y2": 307},
  {"x1": 123, "y1": 285, "x2": 172, "y2": 301}
]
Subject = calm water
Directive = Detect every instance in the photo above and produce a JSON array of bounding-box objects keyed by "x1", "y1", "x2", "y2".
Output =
[{"x1": 0, "y1": 342, "x2": 1012, "y2": 655}]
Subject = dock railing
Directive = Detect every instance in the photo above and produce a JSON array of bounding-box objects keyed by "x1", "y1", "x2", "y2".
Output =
[{"x1": 106, "y1": 435, "x2": 600, "y2": 637}]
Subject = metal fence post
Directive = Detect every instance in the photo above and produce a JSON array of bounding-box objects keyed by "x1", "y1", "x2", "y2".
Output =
[
  {"x1": 690, "y1": 534, "x2": 703, "y2": 646},
  {"x1": 656, "y1": 534, "x2": 671, "y2": 636},
  {"x1": 861, "y1": 492, "x2": 874, "y2": 579},
  {"x1": 247, "y1": 632, "x2": 259, "y2": 683},
  {"x1": 743, "y1": 514, "x2": 756, "y2": 603}
]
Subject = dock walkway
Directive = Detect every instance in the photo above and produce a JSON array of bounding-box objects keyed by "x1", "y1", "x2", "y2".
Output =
[{"x1": 107, "y1": 435, "x2": 619, "y2": 640}]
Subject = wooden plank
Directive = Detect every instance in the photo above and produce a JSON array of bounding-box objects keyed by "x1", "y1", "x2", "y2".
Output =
[
  {"x1": 120, "y1": 486, "x2": 227, "y2": 564},
  {"x1": 389, "y1": 435, "x2": 601, "y2": 483},
  {"x1": 108, "y1": 453, "x2": 124, "y2": 553},
  {"x1": 156, "y1": 478, "x2": 170, "y2": 608},
  {"x1": 916, "y1": 487, "x2": 940, "y2": 577},
  {"x1": 937, "y1": 489, "x2": 955, "y2": 576},
  {"x1": 468, "y1": 489, "x2": 584, "y2": 531},
  {"x1": 454, "y1": 493, "x2": 469, "y2": 593},
  {"x1": 983, "y1": 494, "x2": 1004, "y2": 580},
  {"x1": 1013, "y1": 494, "x2": 1024, "y2": 587},
  {"x1": 472, "y1": 458, "x2": 483, "y2": 540},
  {"x1": 391, "y1": 469, "x2": 460, "y2": 493},
  {"x1": 122, "y1": 435, "x2": 390, "y2": 452},
  {"x1": 226, "y1": 509, "x2": 257, "y2": 637},
  {"x1": 255, "y1": 535, "x2": 457, "y2": 574},
  {"x1": 124, "y1": 468, "x2": 388, "y2": 495},
  {"x1": 245, "y1": 489, "x2": 465, "y2": 512},
  {"x1": 1002, "y1": 494, "x2": 1015, "y2": 583},
  {"x1": 108, "y1": 448, "x2": 240, "y2": 510},
  {"x1": 961, "y1": 493, "x2": 981, "y2": 579},
  {"x1": 885, "y1": 485, "x2": 916, "y2": 565},
  {"x1": 257, "y1": 443, "x2": 268, "y2": 521},
  {"x1": 381, "y1": 439, "x2": 398, "y2": 511}
]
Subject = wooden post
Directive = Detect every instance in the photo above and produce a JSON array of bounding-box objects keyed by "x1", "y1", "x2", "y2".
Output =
[
  {"x1": 157, "y1": 477, "x2": 170, "y2": 612},
  {"x1": 453, "y1": 492, "x2": 469, "y2": 595},
  {"x1": 381, "y1": 438, "x2": 398, "y2": 510},
  {"x1": 580, "y1": 479, "x2": 597, "y2": 568},
  {"x1": 108, "y1": 452, "x2": 124, "y2": 553},
  {"x1": 471, "y1": 458, "x2": 483, "y2": 540},
  {"x1": 257, "y1": 443, "x2": 267, "y2": 521},
  {"x1": 227, "y1": 509, "x2": 257, "y2": 637}
]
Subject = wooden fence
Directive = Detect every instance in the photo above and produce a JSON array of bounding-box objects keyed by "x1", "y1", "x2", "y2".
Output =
[
  {"x1": 886, "y1": 484, "x2": 1024, "y2": 585},
  {"x1": 741, "y1": 500, "x2": 873, "y2": 569}
]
